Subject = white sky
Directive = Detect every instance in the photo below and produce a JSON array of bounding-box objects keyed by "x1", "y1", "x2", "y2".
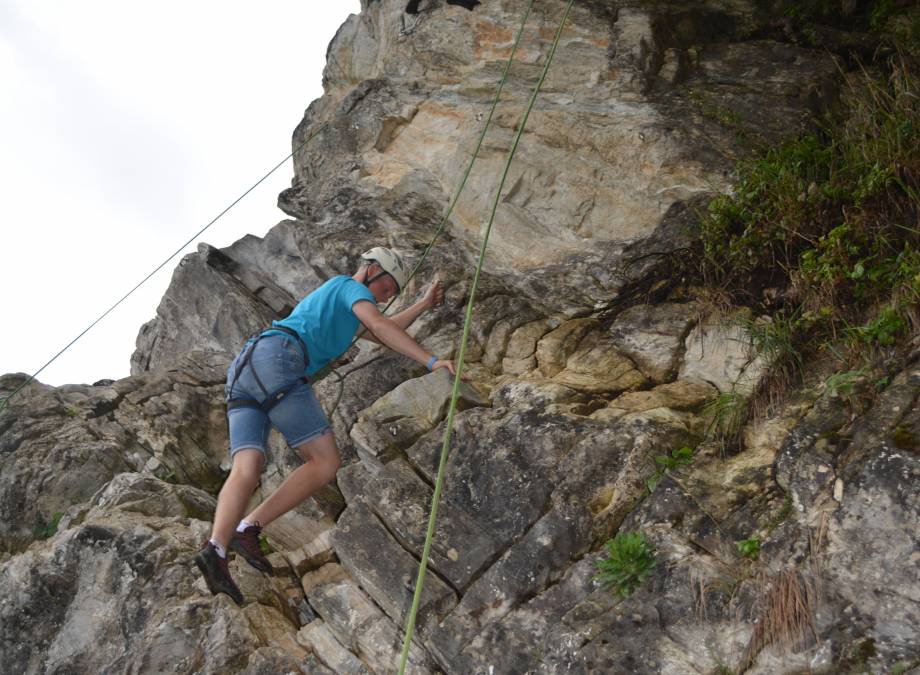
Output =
[{"x1": 0, "y1": 1, "x2": 361, "y2": 386}]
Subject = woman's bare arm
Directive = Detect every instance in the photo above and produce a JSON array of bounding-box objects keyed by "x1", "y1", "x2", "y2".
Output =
[
  {"x1": 357, "y1": 279, "x2": 443, "y2": 344},
  {"x1": 352, "y1": 299, "x2": 457, "y2": 375}
]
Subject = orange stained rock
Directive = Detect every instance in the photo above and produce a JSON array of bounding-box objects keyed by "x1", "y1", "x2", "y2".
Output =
[
  {"x1": 472, "y1": 19, "x2": 515, "y2": 60},
  {"x1": 537, "y1": 23, "x2": 607, "y2": 50}
]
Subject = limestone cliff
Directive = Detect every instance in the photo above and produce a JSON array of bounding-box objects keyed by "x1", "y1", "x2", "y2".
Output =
[{"x1": 2, "y1": 1, "x2": 917, "y2": 673}]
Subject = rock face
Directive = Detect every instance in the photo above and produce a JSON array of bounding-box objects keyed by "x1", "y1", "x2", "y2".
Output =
[
  {"x1": 130, "y1": 0, "x2": 839, "y2": 375},
  {"x1": 0, "y1": 352, "x2": 229, "y2": 555},
  {"x1": 2, "y1": 1, "x2": 917, "y2": 674}
]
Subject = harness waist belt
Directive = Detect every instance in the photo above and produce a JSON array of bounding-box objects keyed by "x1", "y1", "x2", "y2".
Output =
[{"x1": 226, "y1": 326, "x2": 311, "y2": 414}]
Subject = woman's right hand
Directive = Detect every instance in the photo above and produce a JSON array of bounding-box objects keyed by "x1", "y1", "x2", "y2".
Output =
[{"x1": 423, "y1": 279, "x2": 445, "y2": 310}]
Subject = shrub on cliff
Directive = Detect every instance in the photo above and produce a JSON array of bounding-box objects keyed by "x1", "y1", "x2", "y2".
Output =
[{"x1": 697, "y1": 56, "x2": 919, "y2": 378}]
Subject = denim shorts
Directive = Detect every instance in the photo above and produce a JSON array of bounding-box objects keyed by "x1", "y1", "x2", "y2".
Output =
[{"x1": 225, "y1": 334, "x2": 331, "y2": 457}]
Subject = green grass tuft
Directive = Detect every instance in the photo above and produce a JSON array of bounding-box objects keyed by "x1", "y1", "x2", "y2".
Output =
[
  {"x1": 594, "y1": 532, "x2": 657, "y2": 598},
  {"x1": 259, "y1": 535, "x2": 272, "y2": 556},
  {"x1": 703, "y1": 391, "x2": 748, "y2": 451},
  {"x1": 737, "y1": 538, "x2": 761, "y2": 560},
  {"x1": 33, "y1": 512, "x2": 64, "y2": 540}
]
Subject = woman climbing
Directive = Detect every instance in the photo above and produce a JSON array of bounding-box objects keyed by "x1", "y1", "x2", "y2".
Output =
[{"x1": 195, "y1": 246, "x2": 455, "y2": 604}]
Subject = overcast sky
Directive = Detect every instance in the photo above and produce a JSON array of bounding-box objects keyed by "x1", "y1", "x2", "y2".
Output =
[{"x1": 0, "y1": 1, "x2": 361, "y2": 386}]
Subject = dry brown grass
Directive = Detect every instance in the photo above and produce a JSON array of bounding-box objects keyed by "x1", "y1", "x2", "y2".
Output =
[{"x1": 739, "y1": 568, "x2": 819, "y2": 672}]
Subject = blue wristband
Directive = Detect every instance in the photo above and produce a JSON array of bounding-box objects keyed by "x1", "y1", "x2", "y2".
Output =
[{"x1": 427, "y1": 356, "x2": 438, "y2": 371}]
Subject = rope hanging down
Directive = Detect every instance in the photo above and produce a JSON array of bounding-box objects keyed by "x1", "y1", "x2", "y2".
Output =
[
  {"x1": 397, "y1": 1, "x2": 575, "y2": 672},
  {"x1": 326, "y1": 0, "x2": 536, "y2": 416},
  {"x1": 0, "y1": 125, "x2": 327, "y2": 412}
]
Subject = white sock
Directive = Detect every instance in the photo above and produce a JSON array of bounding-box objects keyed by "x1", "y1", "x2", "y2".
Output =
[
  {"x1": 235, "y1": 519, "x2": 254, "y2": 533},
  {"x1": 208, "y1": 538, "x2": 227, "y2": 558}
]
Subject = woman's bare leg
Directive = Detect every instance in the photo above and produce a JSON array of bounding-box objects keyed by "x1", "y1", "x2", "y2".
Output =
[
  {"x1": 209, "y1": 448, "x2": 264, "y2": 548},
  {"x1": 243, "y1": 431, "x2": 341, "y2": 527}
]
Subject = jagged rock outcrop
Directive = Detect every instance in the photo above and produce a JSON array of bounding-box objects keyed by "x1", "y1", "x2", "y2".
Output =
[
  {"x1": 2, "y1": 1, "x2": 918, "y2": 674},
  {"x1": 130, "y1": 0, "x2": 839, "y2": 376},
  {"x1": 0, "y1": 352, "x2": 229, "y2": 556}
]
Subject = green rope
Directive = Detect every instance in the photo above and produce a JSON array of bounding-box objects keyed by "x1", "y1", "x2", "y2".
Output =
[
  {"x1": 0, "y1": 124, "x2": 329, "y2": 412},
  {"x1": 325, "y1": 0, "x2": 536, "y2": 415},
  {"x1": 396, "y1": 2, "x2": 574, "y2": 672}
]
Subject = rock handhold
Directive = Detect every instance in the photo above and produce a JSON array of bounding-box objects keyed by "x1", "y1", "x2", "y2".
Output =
[
  {"x1": 679, "y1": 314, "x2": 766, "y2": 395},
  {"x1": 350, "y1": 370, "x2": 487, "y2": 468},
  {"x1": 610, "y1": 303, "x2": 698, "y2": 383},
  {"x1": 331, "y1": 501, "x2": 458, "y2": 633},
  {"x1": 552, "y1": 330, "x2": 647, "y2": 395}
]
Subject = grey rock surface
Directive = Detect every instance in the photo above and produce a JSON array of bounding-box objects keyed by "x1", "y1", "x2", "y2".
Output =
[
  {"x1": 610, "y1": 302, "x2": 698, "y2": 383},
  {"x1": 0, "y1": 472, "x2": 285, "y2": 674},
  {"x1": 2, "y1": 1, "x2": 917, "y2": 674},
  {"x1": 0, "y1": 353, "x2": 228, "y2": 554}
]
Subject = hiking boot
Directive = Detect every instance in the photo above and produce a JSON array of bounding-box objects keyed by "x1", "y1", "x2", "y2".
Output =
[
  {"x1": 194, "y1": 542, "x2": 244, "y2": 605},
  {"x1": 230, "y1": 525, "x2": 274, "y2": 574}
]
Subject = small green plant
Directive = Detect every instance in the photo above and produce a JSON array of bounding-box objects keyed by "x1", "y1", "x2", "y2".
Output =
[
  {"x1": 893, "y1": 425, "x2": 917, "y2": 449},
  {"x1": 646, "y1": 446, "x2": 694, "y2": 492},
  {"x1": 594, "y1": 532, "x2": 657, "y2": 598},
  {"x1": 259, "y1": 535, "x2": 272, "y2": 556},
  {"x1": 890, "y1": 659, "x2": 920, "y2": 675},
  {"x1": 852, "y1": 306, "x2": 908, "y2": 346},
  {"x1": 737, "y1": 538, "x2": 761, "y2": 560},
  {"x1": 154, "y1": 465, "x2": 179, "y2": 485},
  {"x1": 33, "y1": 512, "x2": 64, "y2": 540},
  {"x1": 64, "y1": 406, "x2": 79, "y2": 418},
  {"x1": 688, "y1": 89, "x2": 744, "y2": 129},
  {"x1": 703, "y1": 391, "x2": 748, "y2": 450},
  {"x1": 825, "y1": 369, "x2": 864, "y2": 399},
  {"x1": 768, "y1": 495, "x2": 794, "y2": 533}
]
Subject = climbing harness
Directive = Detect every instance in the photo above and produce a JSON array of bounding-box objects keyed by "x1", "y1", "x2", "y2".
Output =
[
  {"x1": 397, "y1": 1, "x2": 575, "y2": 672},
  {"x1": 226, "y1": 326, "x2": 311, "y2": 414},
  {"x1": 226, "y1": 246, "x2": 401, "y2": 417},
  {"x1": 0, "y1": 124, "x2": 328, "y2": 412}
]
